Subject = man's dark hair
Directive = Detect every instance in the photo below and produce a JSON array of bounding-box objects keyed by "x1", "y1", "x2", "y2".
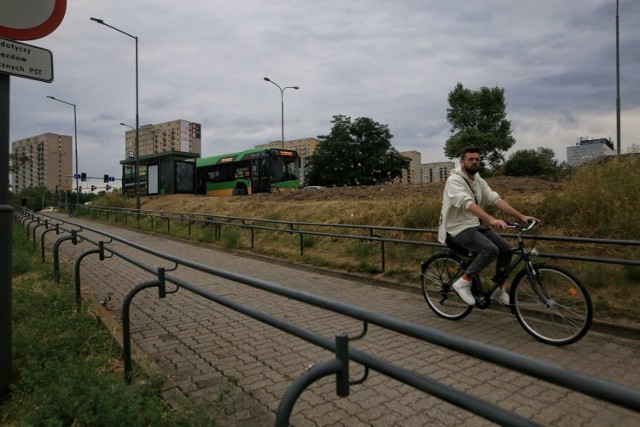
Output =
[{"x1": 460, "y1": 146, "x2": 481, "y2": 160}]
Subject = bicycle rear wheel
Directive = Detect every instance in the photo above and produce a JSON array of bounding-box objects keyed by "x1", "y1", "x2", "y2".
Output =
[
  {"x1": 512, "y1": 264, "x2": 592, "y2": 345},
  {"x1": 421, "y1": 253, "x2": 473, "y2": 320}
]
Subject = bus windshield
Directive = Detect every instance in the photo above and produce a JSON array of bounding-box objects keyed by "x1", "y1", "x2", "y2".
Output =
[{"x1": 270, "y1": 152, "x2": 299, "y2": 182}]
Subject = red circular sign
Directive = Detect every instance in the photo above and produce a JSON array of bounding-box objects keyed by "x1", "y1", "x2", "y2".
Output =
[{"x1": 0, "y1": 0, "x2": 67, "y2": 40}]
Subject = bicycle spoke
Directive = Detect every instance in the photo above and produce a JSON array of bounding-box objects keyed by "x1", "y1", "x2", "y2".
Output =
[
  {"x1": 421, "y1": 254, "x2": 472, "y2": 320},
  {"x1": 513, "y1": 266, "x2": 592, "y2": 345}
]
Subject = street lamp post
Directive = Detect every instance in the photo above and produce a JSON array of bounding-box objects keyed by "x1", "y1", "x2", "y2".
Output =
[
  {"x1": 91, "y1": 17, "x2": 140, "y2": 210},
  {"x1": 46, "y1": 96, "x2": 79, "y2": 205},
  {"x1": 263, "y1": 77, "x2": 299, "y2": 149},
  {"x1": 615, "y1": 0, "x2": 621, "y2": 155}
]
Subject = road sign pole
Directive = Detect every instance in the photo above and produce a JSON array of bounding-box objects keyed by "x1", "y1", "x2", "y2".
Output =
[{"x1": 0, "y1": 73, "x2": 12, "y2": 401}]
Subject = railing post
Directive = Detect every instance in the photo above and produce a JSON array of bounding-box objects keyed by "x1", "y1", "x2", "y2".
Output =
[
  {"x1": 122, "y1": 267, "x2": 165, "y2": 383},
  {"x1": 380, "y1": 240, "x2": 385, "y2": 273},
  {"x1": 74, "y1": 243, "x2": 104, "y2": 311},
  {"x1": 275, "y1": 333, "x2": 349, "y2": 426},
  {"x1": 53, "y1": 230, "x2": 77, "y2": 283},
  {"x1": 32, "y1": 219, "x2": 48, "y2": 244},
  {"x1": 335, "y1": 333, "x2": 349, "y2": 397},
  {"x1": 41, "y1": 223, "x2": 61, "y2": 263}
]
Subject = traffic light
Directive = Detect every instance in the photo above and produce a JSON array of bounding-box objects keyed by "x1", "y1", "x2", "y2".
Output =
[
  {"x1": 81, "y1": 172, "x2": 87, "y2": 181},
  {"x1": 104, "y1": 174, "x2": 109, "y2": 183},
  {"x1": 91, "y1": 185, "x2": 96, "y2": 191}
]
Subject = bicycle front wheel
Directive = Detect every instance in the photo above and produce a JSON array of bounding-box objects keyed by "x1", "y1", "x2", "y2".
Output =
[
  {"x1": 421, "y1": 253, "x2": 473, "y2": 320},
  {"x1": 512, "y1": 264, "x2": 592, "y2": 345}
]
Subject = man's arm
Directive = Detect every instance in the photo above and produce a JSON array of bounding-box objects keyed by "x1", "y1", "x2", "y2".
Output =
[
  {"x1": 466, "y1": 200, "x2": 539, "y2": 230},
  {"x1": 495, "y1": 200, "x2": 539, "y2": 225},
  {"x1": 467, "y1": 202, "x2": 509, "y2": 230}
]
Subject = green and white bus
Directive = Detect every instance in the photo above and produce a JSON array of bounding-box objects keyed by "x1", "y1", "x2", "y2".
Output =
[{"x1": 195, "y1": 148, "x2": 300, "y2": 196}]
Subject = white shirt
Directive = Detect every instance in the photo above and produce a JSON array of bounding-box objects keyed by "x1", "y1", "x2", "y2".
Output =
[{"x1": 437, "y1": 166, "x2": 501, "y2": 243}]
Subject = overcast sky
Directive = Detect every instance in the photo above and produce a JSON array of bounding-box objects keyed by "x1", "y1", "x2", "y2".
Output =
[{"x1": 7, "y1": 0, "x2": 639, "y2": 181}]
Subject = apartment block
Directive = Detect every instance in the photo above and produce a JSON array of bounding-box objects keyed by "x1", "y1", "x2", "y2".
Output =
[
  {"x1": 421, "y1": 161, "x2": 455, "y2": 183},
  {"x1": 11, "y1": 132, "x2": 73, "y2": 192},
  {"x1": 123, "y1": 119, "x2": 202, "y2": 159},
  {"x1": 400, "y1": 151, "x2": 422, "y2": 183}
]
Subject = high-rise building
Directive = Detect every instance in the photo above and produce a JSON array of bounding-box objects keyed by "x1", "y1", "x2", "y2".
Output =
[
  {"x1": 255, "y1": 137, "x2": 321, "y2": 185},
  {"x1": 567, "y1": 137, "x2": 615, "y2": 166},
  {"x1": 400, "y1": 151, "x2": 422, "y2": 183},
  {"x1": 123, "y1": 119, "x2": 202, "y2": 159},
  {"x1": 11, "y1": 132, "x2": 73, "y2": 192},
  {"x1": 421, "y1": 161, "x2": 455, "y2": 183}
]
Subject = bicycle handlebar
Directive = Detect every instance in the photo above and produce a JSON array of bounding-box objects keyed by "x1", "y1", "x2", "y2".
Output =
[{"x1": 507, "y1": 219, "x2": 539, "y2": 232}]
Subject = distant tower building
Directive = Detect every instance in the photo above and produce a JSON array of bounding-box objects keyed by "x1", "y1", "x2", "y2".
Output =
[
  {"x1": 567, "y1": 137, "x2": 615, "y2": 166},
  {"x1": 421, "y1": 161, "x2": 455, "y2": 183},
  {"x1": 255, "y1": 137, "x2": 321, "y2": 185},
  {"x1": 11, "y1": 132, "x2": 73, "y2": 192},
  {"x1": 400, "y1": 151, "x2": 422, "y2": 183},
  {"x1": 123, "y1": 119, "x2": 202, "y2": 159}
]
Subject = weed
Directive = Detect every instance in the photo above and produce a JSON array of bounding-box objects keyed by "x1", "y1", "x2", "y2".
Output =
[
  {"x1": 221, "y1": 228, "x2": 243, "y2": 249},
  {"x1": 303, "y1": 234, "x2": 319, "y2": 249},
  {"x1": 4, "y1": 228, "x2": 223, "y2": 426}
]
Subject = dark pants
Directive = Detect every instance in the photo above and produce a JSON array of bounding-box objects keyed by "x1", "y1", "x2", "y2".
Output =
[{"x1": 450, "y1": 226, "x2": 513, "y2": 282}]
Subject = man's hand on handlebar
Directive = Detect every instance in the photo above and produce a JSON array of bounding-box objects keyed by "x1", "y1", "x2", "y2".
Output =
[
  {"x1": 507, "y1": 218, "x2": 541, "y2": 231},
  {"x1": 521, "y1": 215, "x2": 541, "y2": 225},
  {"x1": 489, "y1": 218, "x2": 509, "y2": 230}
]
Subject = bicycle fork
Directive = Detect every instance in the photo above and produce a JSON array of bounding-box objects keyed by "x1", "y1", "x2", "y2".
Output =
[{"x1": 525, "y1": 262, "x2": 552, "y2": 307}]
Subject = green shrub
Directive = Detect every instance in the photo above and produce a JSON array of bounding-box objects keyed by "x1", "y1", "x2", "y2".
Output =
[{"x1": 221, "y1": 227, "x2": 242, "y2": 249}]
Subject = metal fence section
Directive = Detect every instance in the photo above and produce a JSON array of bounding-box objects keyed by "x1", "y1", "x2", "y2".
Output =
[
  {"x1": 71, "y1": 204, "x2": 640, "y2": 272},
  {"x1": 13, "y1": 207, "x2": 640, "y2": 426}
]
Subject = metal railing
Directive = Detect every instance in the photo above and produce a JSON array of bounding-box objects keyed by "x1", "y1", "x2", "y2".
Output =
[
  {"x1": 70, "y1": 204, "x2": 640, "y2": 273},
  {"x1": 13, "y1": 207, "x2": 640, "y2": 426}
]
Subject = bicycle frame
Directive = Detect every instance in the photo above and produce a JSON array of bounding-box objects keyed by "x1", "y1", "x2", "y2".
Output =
[{"x1": 454, "y1": 225, "x2": 538, "y2": 309}]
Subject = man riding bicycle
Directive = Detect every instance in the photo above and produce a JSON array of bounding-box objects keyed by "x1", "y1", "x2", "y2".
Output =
[{"x1": 438, "y1": 146, "x2": 540, "y2": 306}]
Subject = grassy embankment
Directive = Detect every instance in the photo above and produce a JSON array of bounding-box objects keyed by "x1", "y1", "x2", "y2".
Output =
[
  {"x1": 87, "y1": 155, "x2": 640, "y2": 325},
  {"x1": 1, "y1": 228, "x2": 226, "y2": 426}
]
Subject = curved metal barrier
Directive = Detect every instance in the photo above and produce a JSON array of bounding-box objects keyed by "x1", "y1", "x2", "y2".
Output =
[{"x1": 13, "y1": 207, "x2": 640, "y2": 426}]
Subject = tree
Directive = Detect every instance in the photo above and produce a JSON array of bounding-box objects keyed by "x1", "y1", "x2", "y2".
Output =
[
  {"x1": 9, "y1": 152, "x2": 31, "y2": 174},
  {"x1": 444, "y1": 82, "x2": 516, "y2": 170},
  {"x1": 305, "y1": 115, "x2": 409, "y2": 186},
  {"x1": 503, "y1": 147, "x2": 559, "y2": 176}
]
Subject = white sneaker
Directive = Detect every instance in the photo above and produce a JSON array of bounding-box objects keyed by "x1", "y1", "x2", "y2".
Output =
[
  {"x1": 452, "y1": 277, "x2": 475, "y2": 306},
  {"x1": 491, "y1": 286, "x2": 510, "y2": 306}
]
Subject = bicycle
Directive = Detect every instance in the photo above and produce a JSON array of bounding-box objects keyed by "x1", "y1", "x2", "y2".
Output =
[{"x1": 420, "y1": 221, "x2": 592, "y2": 346}]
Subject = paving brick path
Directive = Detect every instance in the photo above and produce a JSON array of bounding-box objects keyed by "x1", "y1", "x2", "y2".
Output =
[{"x1": 34, "y1": 213, "x2": 640, "y2": 426}]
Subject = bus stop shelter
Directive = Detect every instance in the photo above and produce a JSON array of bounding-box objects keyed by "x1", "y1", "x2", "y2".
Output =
[{"x1": 120, "y1": 151, "x2": 199, "y2": 197}]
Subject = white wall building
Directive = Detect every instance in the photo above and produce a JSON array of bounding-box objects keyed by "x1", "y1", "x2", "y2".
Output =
[{"x1": 567, "y1": 137, "x2": 615, "y2": 167}]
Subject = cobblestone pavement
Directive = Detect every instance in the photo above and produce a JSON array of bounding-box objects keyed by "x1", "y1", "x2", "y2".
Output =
[{"x1": 33, "y1": 213, "x2": 640, "y2": 426}]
